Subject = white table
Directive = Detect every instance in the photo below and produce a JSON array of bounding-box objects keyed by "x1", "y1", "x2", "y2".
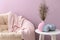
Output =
[{"x1": 35, "y1": 29, "x2": 60, "y2": 40}]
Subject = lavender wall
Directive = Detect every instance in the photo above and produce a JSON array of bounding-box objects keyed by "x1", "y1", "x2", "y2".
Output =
[{"x1": 0, "y1": 0, "x2": 60, "y2": 40}]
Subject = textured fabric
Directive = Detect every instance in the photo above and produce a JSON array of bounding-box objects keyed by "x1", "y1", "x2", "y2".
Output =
[
  {"x1": 8, "y1": 13, "x2": 18, "y2": 32},
  {"x1": 0, "y1": 33, "x2": 22, "y2": 40},
  {"x1": 17, "y1": 19, "x2": 35, "y2": 40},
  {"x1": 0, "y1": 25, "x2": 8, "y2": 32},
  {"x1": 0, "y1": 13, "x2": 8, "y2": 25},
  {"x1": 10, "y1": 16, "x2": 35, "y2": 40},
  {"x1": 0, "y1": 12, "x2": 11, "y2": 32}
]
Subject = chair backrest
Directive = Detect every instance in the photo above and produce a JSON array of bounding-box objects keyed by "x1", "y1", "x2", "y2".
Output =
[{"x1": 0, "y1": 12, "x2": 15, "y2": 32}]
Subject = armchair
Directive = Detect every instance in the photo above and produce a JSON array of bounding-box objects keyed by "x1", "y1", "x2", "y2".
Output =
[{"x1": 0, "y1": 12, "x2": 35, "y2": 40}]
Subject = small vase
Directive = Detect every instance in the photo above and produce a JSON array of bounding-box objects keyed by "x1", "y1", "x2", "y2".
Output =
[{"x1": 38, "y1": 21, "x2": 45, "y2": 32}]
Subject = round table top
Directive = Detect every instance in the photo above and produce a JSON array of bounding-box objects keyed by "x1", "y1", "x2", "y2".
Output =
[{"x1": 35, "y1": 29, "x2": 60, "y2": 35}]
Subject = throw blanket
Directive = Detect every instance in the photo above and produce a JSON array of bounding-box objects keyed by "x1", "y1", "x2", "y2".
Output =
[{"x1": 8, "y1": 13, "x2": 35, "y2": 40}]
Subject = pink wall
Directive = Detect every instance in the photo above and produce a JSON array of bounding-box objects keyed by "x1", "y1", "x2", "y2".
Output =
[
  {"x1": 0, "y1": 0, "x2": 60, "y2": 40},
  {"x1": 0, "y1": 0, "x2": 40, "y2": 27}
]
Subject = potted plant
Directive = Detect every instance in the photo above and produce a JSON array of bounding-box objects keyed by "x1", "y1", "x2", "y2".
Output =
[{"x1": 38, "y1": 3, "x2": 48, "y2": 32}]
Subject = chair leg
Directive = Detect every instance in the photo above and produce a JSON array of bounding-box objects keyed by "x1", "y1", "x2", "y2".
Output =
[{"x1": 51, "y1": 35, "x2": 56, "y2": 40}]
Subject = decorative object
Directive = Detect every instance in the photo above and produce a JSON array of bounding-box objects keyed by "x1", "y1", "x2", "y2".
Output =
[
  {"x1": 43, "y1": 24, "x2": 56, "y2": 32},
  {"x1": 49, "y1": 24, "x2": 56, "y2": 31},
  {"x1": 38, "y1": 0, "x2": 48, "y2": 32},
  {"x1": 42, "y1": 24, "x2": 49, "y2": 32},
  {"x1": 38, "y1": 21, "x2": 45, "y2": 32}
]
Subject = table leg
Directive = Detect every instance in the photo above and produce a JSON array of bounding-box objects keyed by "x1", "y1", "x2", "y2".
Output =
[
  {"x1": 39, "y1": 35, "x2": 41, "y2": 40},
  {"x1": 39, "y1": 35, "x2": 44, "y2": 40},
  {"x1": 51, "y1": 35, "x2": 56, "y2": 40}
]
